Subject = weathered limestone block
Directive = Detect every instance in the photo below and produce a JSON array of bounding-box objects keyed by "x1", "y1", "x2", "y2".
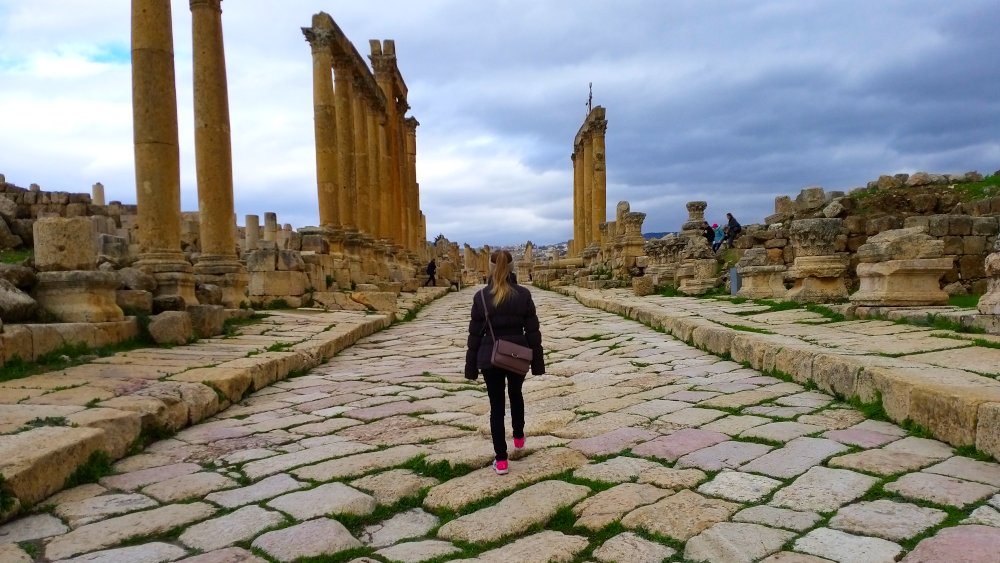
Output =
[
  {"x1": 34, "y1": 271, "x2": 124, "y2": 322},
  {"x1": 33, "y1": 217, "x2": 96, "y2": 271},
  {"x1": 856, "y1": 227, "x2": 945, "y2": 263},
  {"x1": 736, "y1": 248, "x2": 786, "y2": 300},
  {"x1": 0, "y1": 278, "x2": 37, "y2": 322},
  {"x1": 979, "y1": 240, "x2": 1000, "y2": 315},
  {"x1": 117, "y1": 290, "x2": 153, "y2": 315},
  {"x1": 118, "y1": 267, "x2": 156, "y2": 291},
  {"x1": 632, "y1": 276, "x2": 654, "y2": 296},
  {"x1": 795, "y1": 187, "x2": 826, "y2": 213},
  {"x1": 246, "y1": 249, "x2": 277, "y2": 272},
  {"x1": 851, "y1": 258, "x2": 952, "y2": 306},
  {"x1": 188, "y1": 304, "x2": 225, "y2": 339},
  {"x1": 786, "y1": 255, "x2": 849, "y2": 304},
  {"x1": 789, "y1": 218, "x2": 842, "y2": 257},
  {"x1": 248, "y1": 271, "x2": 308, "y2": 297},
  {"x1": 0, "y1": 264, "x2": 36, "y2": 288},
  {"x1": 276, "y1": 250, "x2": 305, "y2": 272},
  {"x1": 148, "y1": 311, "x2": 193, "y2": 345},
  {"x1": 350, "y1": 291, "x2": 397, "y2": 314},
  {"x1": 0, "y1": 218, "x2": 23, "y2": 250},
  {"x1": 97, "y1": 234, "x2": 129, "y2": 267},
  {"x1": 677, "y1": 259, "x2": 718, "y2": 296}
]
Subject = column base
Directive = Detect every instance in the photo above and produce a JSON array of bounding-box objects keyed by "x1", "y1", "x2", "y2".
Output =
[
  {"x1": 35, "y1": 271, "x2": 124, "y2": 322},
  {"x1": 195, "y1": 255, "x2": 249, "y2": 309},
  {"x1": 136, "y1": 253, "x2": 199, "y2": 306}
]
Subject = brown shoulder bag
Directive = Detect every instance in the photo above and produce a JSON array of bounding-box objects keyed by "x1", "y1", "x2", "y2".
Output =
[{"x1": 479, "y1": 290, "x2": 533, "y2": 376}]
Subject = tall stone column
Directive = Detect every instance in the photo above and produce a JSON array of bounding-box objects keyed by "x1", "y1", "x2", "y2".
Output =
[
  {"x1": 190, "y1": 0, "x2": 246, "y2": 308},
  {"x1": 132, "y1": 0, "x2": 197, "y2": 304},
  {"x1": 263, "y1": 212, "x2": 277, "y2": 242},
  {"x1": 592, "y1": 115, "x2": 607, "y2": 243},
  {"x1": 581, "y1": 134, "x2": 594, "y2": 248},
  {"x1": 92, "y1": 182, "x2": 106, "y2": 206},
  {"x1": 395, "y1": 106, "x2": 410, "y2": 252},
  {"x1": 572, "y1": 151, "x2": 583, "y2": 256},
  {"x1": 332, "y1": 57, "x2": 356, "y2": 232},
  {"x1": 244, "y1": 214, "x2": 259, "y2": 251},
  {"x1": 377, "y1": 117, "x2": 393, "y2": 243},
  {"x1": 303, "y1": 22, "x2": 340, "y2": 233},
  {"x1": 404, "y1": 117, "x2": 419, "y2": 252},
  {"x1": 352, "y1": 85, "x2": 370, "y2": 237},
  {"x1": 366, "y1": 106, "x2": 381, "y2": 239}
]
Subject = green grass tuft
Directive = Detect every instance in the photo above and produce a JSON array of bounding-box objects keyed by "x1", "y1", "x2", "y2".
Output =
[{"x1": 64, "y1": 450, "x2": 114, "y2": 489}]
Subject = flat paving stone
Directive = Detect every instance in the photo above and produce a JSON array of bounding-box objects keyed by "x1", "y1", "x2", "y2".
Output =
[
  {"x1": 701, "y1": 414, "x2": 772, "y2": 435},
  {"x1": 572, "y1": 455, "x2": 664, "y2": 483},
  {"x1": 99, "y1": 462, "x2": 202, "y2": 491},
  {"x1": 885, "y1": 472, "x2": 998, "y2": 507},
  {"x1": 924, "y1": 456, "x2": 1000, "y2": 487},
  {"x1": 0, "y1": 513, "x2": 69, "y2": 543},
  {"x1": 963, "y1": 505, "x2": 1000, "y2": 526},
  {"x1": 242, "y1": 441, "x2": 378, "y2": 480},
  {"x1": 622, "y1": 398, "x2": 691, "y2": 418},
  {"x1": 53, "y1": 542, "x2": 188, "y2": 563},
  {"x1": 360, "y1": 508, "x2": 438, "y2": 548},
  {"x1": 204, "y1": 473, "x2": 306, "y2": 508},
  {"x1": 829, "y1": 499, "x2": 947, "y2": 541},
  {"x1": 621, "y1": 489, "x2": 739, "y2": 541},
  {"x1": 656, "y1": 407, "x2": 728, "y2": 427},
  {"x1": 732, "y1": 505, "x2": 821, "y2": 531},
  {"x1": 741, "y1": 421, "x2": 825, "y2": 442},
  {"x1": 567, "y1": 426, "x2": 658, "y2": 456},
  {"x1": 53, "y1": 492, "x2": 159, "y2": 528},
  {"x1": 292, "y1": 444, "x2": 432, "y2": 481},
  {"x1": 632, "y1": 427, "x2": 729, "y2": 461},
  {"x1": 822, "y1": 427, "x2": 900, "y2": 448},
  {"x1": 636, "y1": 466, "x2": 708, "y2": 489},
  {"x1": 179, "y1": 505, "x2": 286, "y2": 552},
  {"x1": 267, "y1": 482, "x2": 375, "y2": 519},
  {"x1": 45, "y1": 502, "x2": 216, "y2": 560},
  {"x1": 741, "y1": 437, "x2": 848, "y2": 479},
  {"x1": 573, "y1": 483, "x2": 670, "y2": 530},
  {"x1": 883, "y1": 436, "x2": 954, "y2": 459},
  {"x1": 141, "y1": 471, "x2": 237, "y2": 503},
  {"x1": 457, "y1": 530, "x2": 588, "y2": 563},
  {"x1": 175, "y1": 547, "x2": 268, "y2": 562},
  {"x1": 423, "y1": 447, "x2": 587, "y2": 511},
  {"x1": 902, "y1": 524, "x2": 1000, "y2": 562},
  {"x1": 592, "y1": 531, "x2": 675, "y2": 563},
  {"x1": 374, "y1": 540, "x2": 461, "y2": 563},
  {"x1": 770, "y1": 467, "x2": 878, "y2": 512},
  {"x1": 759, "y1": 552, "x2": 836, "y2": 563},
  {"x1": 0, "y1": 544, "x2": 31, "y2": 563},
  {"x1": 437, "y1": 480, "x2": 589, "y2": 543},
  {"x1": 350, "y1": 469, "x2": 439, "y2": 506},
  {"x1": 828, "y1": 449, "x2": 940, "y2": 476},
  {"x1": 684, "y1": 522, "x2": 795, "y2": 563},
  {"x1": 251, "y1": 518, "x2": 361, "y2": 563},
  {"x1": 794, "y1": 528, "x2": 902, "y2": 563},
  {"x1": 675, "y1": 440, "x2": 773, "y2": 471},
  {"x1": 798, "y1": 409, "x2": 867, "y2": 430},
  {"x1": 697, "y1": 470, "x2": 783, "y2": 503}
]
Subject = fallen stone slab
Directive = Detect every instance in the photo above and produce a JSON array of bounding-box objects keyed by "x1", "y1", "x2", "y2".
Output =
[
  {"x1": 684, "y1": 522, "x2": 795, "y2": 563},
  {"x1": 437, "y1": 480, "x2": 589, "y2": 543},
  {"x1": 423, "y1": 447, "x2": 587, "y2": 511}
]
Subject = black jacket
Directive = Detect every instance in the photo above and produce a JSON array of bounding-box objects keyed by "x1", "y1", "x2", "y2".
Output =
[{"x1": 465, "y1": 280, "x2": 544, "y2": 378}]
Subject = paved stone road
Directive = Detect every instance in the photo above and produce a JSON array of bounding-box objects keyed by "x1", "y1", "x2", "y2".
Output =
[{"x1": 2, "y1": 287, "x2": 1000, "y2": 562}]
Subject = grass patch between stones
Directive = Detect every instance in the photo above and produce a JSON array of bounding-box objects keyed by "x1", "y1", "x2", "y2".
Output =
[{"x1": 63, "y1": 450, "x2": 114, "y2": 489}]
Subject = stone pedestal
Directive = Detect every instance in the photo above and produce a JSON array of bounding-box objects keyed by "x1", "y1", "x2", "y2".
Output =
[
  {"x1": 33, "y1": 217, "x2": 97, "y2": 272},
  {"x1": 680, "y1": 201, "x2": 708, "y2": 240},
  {"x1": 677, "y1": 259, "x2": 718, "y2": 295},
  {"x1": 850, "y1": 258, "x2": 952, "y2": 306},
  {"x1": 980, "y1": 251, "x2": 1000, "y2": 315},
  {"x1": 632, "y1": 275, "x2": 654, "y2": 296},
  {"x1": 786, "y1": 254, "x2": 849, "y2": 303},
  {"x1": 136, "y1": 253, "x2": 198, "y2": 306},
  {"x1": 737, "y1": 265, "x2": 787, "y2": 299},
  {"x1": 194, "y1": 257, "x2": 248, "y2": 309},
  {"x1": 34, "y1": 271, "x2": 124, "y2": 322}
]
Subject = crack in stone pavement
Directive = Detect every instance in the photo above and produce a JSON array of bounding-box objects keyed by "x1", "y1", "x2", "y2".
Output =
[{"x1": 3, "y1": 287, "x2": 1000, "y2": 562}]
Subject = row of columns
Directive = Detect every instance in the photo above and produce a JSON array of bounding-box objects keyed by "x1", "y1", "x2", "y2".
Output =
[
  {"x1": 303, "y1": 13, "x2": 425, "y2": 255},
  {"x1": 570, "y1": 106, "x2": 608, "y2": 256}
]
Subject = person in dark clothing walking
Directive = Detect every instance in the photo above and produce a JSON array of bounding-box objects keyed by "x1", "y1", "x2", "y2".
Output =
[
  {"x1": 722, "y1": 213, "x2": 742, "y2": 248},
  {"x1": 702, "y1": 221, "x2": 715, "y2": 247},
  {"x1": 424, "y1": 259, "x2": 437, "y2": 287},
  {"x1": 465, "y1": 250, "x2": 545, "y2": 475}
]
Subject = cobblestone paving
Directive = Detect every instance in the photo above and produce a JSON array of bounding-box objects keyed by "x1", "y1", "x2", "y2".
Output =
[{"x1": 2, "y1": 288, "x2": 1000, "y2": 562}]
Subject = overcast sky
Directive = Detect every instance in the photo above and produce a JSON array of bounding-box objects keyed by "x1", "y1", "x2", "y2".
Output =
[{"x1": 1, "y1": 1, "x2": 998, "y2": 246}]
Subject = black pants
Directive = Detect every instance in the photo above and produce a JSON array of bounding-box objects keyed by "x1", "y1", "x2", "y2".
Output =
[
  {"x1": 424, "y1": 274, "x2": 435, "y2": 286},
  {"x1": 483, "y1": 367, "x2": 525, "y2": 461}
]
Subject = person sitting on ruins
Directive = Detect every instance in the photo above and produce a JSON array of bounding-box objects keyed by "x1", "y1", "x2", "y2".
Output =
[
  {"x1": 702, "y1": 221, "x2": 715, "y2": 247},
  {"x1": 722, "y1": 212, "x2": 742, "y2": 248},
  {"x1": 712, "y1": 223, "x2": 724, "y2": 252},
  {"x1": 465, "y1": 250, "x2": 545, "y2": 475},
  {"x1": 424, "y1": 259, "x2": 437, "y2": 287}
]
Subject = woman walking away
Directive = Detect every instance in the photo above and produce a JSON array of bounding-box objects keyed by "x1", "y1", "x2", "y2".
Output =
[{"x1": 465, "y1": 250, "x2": 545, "y2": 475}]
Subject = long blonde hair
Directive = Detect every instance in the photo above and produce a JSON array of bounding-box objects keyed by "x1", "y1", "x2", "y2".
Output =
[{"x1": 490, "y1": 250, "x2": 514, "y2": 306}]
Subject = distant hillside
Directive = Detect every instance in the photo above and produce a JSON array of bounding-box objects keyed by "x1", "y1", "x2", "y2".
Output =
[{"x1": 643, "y1": 231, "x2": 675, "y2": 240}]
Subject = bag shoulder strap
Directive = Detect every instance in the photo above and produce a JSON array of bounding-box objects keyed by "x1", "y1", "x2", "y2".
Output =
[{"x1": 479, "y1": 289, "x2": 496, "y2": 341}]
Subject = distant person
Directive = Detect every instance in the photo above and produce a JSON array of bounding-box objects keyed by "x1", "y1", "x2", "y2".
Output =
[
  {"x1": 424, "y1": 259, "x2": 437, "y2": 287},
  {"x1": 465, "y1": 250, "x2": 545, "y2": 475},
  {"x1": 712, "y1": 223, "x2": 724, "y2": 252},
  {"x1": 702, "y1": 221, "x2": 715, "y2": 247},
  {"x1": 723, "y1": 213, "x2": 742, "y2": 248}
]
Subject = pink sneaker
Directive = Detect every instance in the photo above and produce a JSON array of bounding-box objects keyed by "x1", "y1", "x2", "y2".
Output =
[
  {"x1": 513, "y1": 437, "x2": 525, "y2": 450},
  {"x1": 493, "y1": 460, "x2": 509, "y2": 475}
]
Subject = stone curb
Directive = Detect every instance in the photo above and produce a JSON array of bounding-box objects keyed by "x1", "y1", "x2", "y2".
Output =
[
  {"x1": 553, "y1": 286, "x2": 1000, "y2": 461},
  {"x1": 0, "y1": 287, "x2": 449, "y2": 519}
]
